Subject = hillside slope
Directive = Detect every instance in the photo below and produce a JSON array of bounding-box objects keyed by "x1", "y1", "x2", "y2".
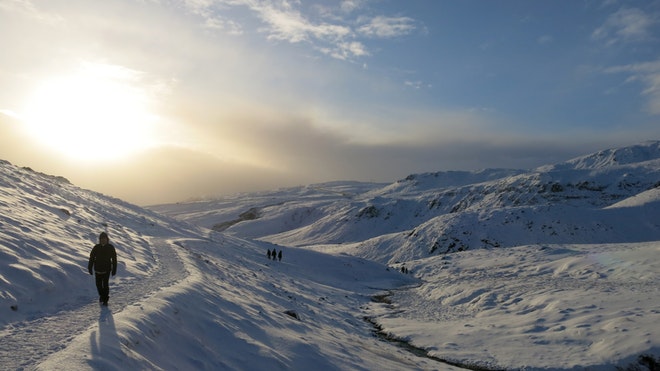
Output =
[
  {"x1": 0, "y1": 159, "x2": 432, "y2": 370},
  {"x1": 0, "y1": 160, "x2": 199, "y2": 326},
  {"x1": 153, "y1": 141, "x2": 660, "y2": 264},
  {"x1": 149, "y1": 140, "x2": 660, "y2": 370}
]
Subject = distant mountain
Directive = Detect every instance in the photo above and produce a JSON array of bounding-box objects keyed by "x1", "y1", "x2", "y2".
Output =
[
  {"x1": 153, "y1": 141, "x2": 660, "y2": 264},
  {"x1": 538, "y1": 140, "x2": 660, "y2": 171}
]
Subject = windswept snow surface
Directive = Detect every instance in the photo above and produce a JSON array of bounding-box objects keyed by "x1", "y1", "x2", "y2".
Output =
[
  {"x1": 35, "y1": 236, "x2": 430, "y2": 371},
  {"x1": 2, "y1": 141, "x2": 659, "y2": 370},
  {"x1": 377, "y1": 242, "x2": 659, "y2": 370}
]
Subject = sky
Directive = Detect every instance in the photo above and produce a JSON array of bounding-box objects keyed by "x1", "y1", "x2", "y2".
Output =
[{"x1": 1, "y1": 0, "x2": 660, "y2": 205}]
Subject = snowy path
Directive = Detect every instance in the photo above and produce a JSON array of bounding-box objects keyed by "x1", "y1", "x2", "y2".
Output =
[{"x1": 0, "y1": 238, "x2": 187, "y2": 370}]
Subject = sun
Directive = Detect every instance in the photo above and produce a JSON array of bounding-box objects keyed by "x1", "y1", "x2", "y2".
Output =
[{"x1": 21, "y1": 63, "x2": 159, "y2": 162}]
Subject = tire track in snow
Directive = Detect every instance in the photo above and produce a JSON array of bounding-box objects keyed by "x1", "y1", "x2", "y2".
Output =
[{"x1": 0, "y1": 238, "x2": 187, "y2": 370}]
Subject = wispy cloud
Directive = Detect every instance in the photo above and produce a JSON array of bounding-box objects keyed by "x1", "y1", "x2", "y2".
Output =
[
  {"x1": 592, "y1": 6, "x2": 660, "y2": 115},
  {"x1": 404, "y1": 80, "x2": 428, "y2": 90},
  {"x1": 592, "y1": 7, "x2": 655, "y2": 45},
  {"x1": 605, "y1": 59, "x2": 660, "y2": 114},
  {"x1": 0, "y1": 0, "x2": 63, "y2": 24},
  {"x1": 537, "y1": 35, "x2": 554, "y2": 45},
  {"x1": 322, "y1": 41, "x2": 369, "y2": 60},
  {"x1": 357, "y1": 16, "x2": 416, "y2": 38},
  {"x1": 340, "y1": 0, "x2": 362, "y2": 14},
  {"x1": 180, "y1": 0, "x2": 418, "y2": 61},
  {"x1": 257, "y1": 5, "x2": 351, "y2": 43},
  {"x1": 203, "y1": 16, "x2": 244, "y2": 35}
]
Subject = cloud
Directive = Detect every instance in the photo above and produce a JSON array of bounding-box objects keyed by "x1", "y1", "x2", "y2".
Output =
[
  {"x1": 592, "y1": 7, "x2": 655, "y2": 45},
  {"x1": 592, "y1": 6, "x2": 660, "y2": 114},
  {"x1": 3, "y1": 107, "x2": 654, "y2": 205},
  {"x1": 600, "y1": 0, "x2": 620, "y2": 8},
  {"x1": 203, "y1": 16, "x2": 244, "y2": 34},
  {"x1": 537, "y1": 35, "x2": 554, "y2": 44},
  {"x1": 404, "y1": 80, "x2": 427, "y2": 90},
  {"x1": 199, "y1": 112, "x2": 638, "y2": 187},
  {"x1": 604, "y1": 59, "x2": 660, "y2": 114},
  {"x1": 0, "y1": 111, "x2": 291, "y2": 204},
  {"x1": 179, "y1": 0, "x2": 417, "y2": 61},
  {"x1": 95, "y1": 146, "x2": 297, "y2": 205},
  {"x1": 340, "y1": 0, "x2": 362, "y2": 14},
  {"x1": 322, "y1": 41, "x2": 369, "y2": 60},
  {"x1": 0, "y1": 0, "x2": 64, "y2": 24},
  {"x1": 357, "y1": 16, "x2": 416, "y2": 38},
  {"x1": 255, "y1": 4, "x2": 352, "y2": 43},
  {"x1": 182, "y1": 0, "x2": 363, "y2": 59}
]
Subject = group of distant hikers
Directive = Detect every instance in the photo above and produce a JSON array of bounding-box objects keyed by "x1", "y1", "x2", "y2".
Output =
[{"x1": 267, "y1": 249, "x2": 282, "y2": 261}]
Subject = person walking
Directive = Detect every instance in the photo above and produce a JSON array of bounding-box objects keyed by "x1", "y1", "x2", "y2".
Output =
[{"x1": 88, "y1": 232, "x2": 117, "y2": 306}]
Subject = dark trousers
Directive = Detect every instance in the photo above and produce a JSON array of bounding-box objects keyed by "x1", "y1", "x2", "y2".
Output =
[{"x1": 95, "y1": 272, "x2": 110, "y2": 302}]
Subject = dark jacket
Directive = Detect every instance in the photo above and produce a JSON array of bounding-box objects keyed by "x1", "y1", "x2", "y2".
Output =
[{"x1": 88, "y1": 243, "x2": 117, "y2": 275}]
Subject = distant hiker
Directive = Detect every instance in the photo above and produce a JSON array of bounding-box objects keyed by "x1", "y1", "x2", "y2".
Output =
[
  {"x1": 88, "y1": 232, "x2": 117, "y2": 306},
  {"x1": 278, "y1": 250, "x2": 282, "y2": 261},
  {"x1": 267, "y1": 249, "x2": 272, "y2": 259}
]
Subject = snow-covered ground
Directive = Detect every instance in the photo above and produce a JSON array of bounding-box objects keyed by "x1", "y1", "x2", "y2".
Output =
[
  {"x1": 1, "y1": 141, "x2": 659, "y2": 370},
  {"x1": 376, "y1": 242, "x2": 659, "y2": 369},
  {"x1": 0, "y1": 161, "x2": 438, "y2": 370}
]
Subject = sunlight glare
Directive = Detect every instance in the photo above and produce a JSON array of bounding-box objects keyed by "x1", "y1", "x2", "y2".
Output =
[{"x1": 22, "y1": 63, "x2": 159, "y2": 162}]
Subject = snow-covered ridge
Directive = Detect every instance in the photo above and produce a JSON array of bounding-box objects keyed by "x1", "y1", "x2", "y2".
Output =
[
  {"x1": 538, "y1": 140, "x2": 660, "y2": 171},
  {"x1": 381, "y1": 168, "x2": 527, "y2": 195},
  {"x1": 155, "y1": 140, "x2": 660, "y2": 263}
]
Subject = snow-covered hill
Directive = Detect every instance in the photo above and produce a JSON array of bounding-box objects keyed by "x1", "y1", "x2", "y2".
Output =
[
  {"x1": 538, "y1": 141, "x2": 660, "y2": 171},
  {"x1": 0, "y1": 161, "x2": 198, "y2": 327},
  {"x1": 153, "y1": 141, "x2": 660, "y2": 264},
  {"x1": 0, "y1": 159, "x2": 424, "y2": 370},
  {"x1": 150, "y1": 140, "x2": 660, "y2": 370},
  {"x1": 1, "y1": 140, "x2": 659, "y2": 370}
]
